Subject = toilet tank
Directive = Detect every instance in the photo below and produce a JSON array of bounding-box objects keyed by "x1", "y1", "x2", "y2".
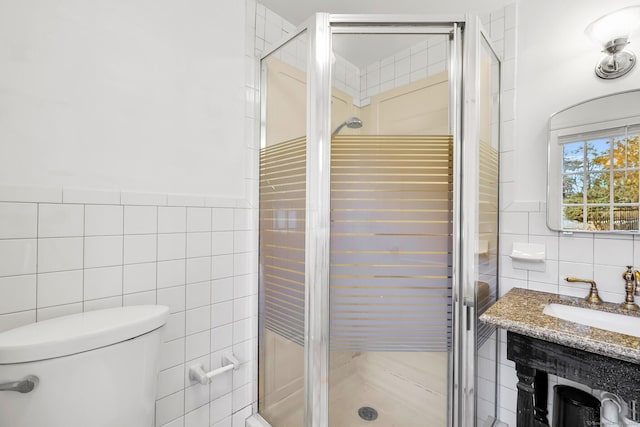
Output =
[{"x1": 0, "y1": 305, "x2": 169, "y2": 427}]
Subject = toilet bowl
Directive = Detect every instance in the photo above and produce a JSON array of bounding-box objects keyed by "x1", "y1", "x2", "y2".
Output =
[{"x1": 0, "y1": 305, "x2": 169, "y2": 427}]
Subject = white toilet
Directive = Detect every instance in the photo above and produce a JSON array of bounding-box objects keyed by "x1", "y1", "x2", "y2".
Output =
[{"x1": 0, "y1": 305, "x2": 169, "y2": 427}]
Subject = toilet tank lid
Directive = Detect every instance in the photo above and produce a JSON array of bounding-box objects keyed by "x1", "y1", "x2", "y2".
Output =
[{"x1": 0, "y1": 305, "x2": 169, "y2": 364}]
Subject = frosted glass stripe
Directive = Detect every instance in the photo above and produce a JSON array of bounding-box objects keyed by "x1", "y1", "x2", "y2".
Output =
[
  {"x1": 477, "y1": 140, "x2": 499, "y2": 347},
  {"x1": 330, "y1": 135, "x2": 453, "y2": 352},
  {"x1": 260, "y1": 135, "x2": 454, "y2": 351},
  {"x1": 260, "y1": 137, "x2": 307, "y2": 347}
]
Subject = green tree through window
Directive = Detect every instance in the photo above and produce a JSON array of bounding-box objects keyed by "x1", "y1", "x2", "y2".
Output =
[{"x1": 562, "y1": 134, "x2": 640, "y2": 231}]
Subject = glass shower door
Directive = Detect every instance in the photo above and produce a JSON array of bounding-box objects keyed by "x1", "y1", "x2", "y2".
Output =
[
  {"x1": 328, "y1": 31, "x2": 454, "y2": 427},
  {"x1": 458, "y1": 17, "x2": 501, "y2": 427},
  {"x1": 258, "y1": 29, "x2": 309, "y2": 427},
  {"x1": 256, "y1": 14, "x2": 500, "y2": 427}
]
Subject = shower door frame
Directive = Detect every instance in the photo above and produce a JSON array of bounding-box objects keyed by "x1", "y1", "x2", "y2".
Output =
[
  {"x1": 255, "y1": 14, "x2": 500, "y2": 427},
  {"x1": 458, "y1": 17, "x2": 503, "y2": 427}
]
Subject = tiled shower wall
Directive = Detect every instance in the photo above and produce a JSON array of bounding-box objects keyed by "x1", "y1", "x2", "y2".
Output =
[
  {"x1": 251, "y1": 4, "x2": 513, "y2": 108},
  {"x1": 0, "y1": 192, "x2": 257, "y2": 427},
  {"x1": 358, "y1": 7, "x2": 514, "y2": 105}
]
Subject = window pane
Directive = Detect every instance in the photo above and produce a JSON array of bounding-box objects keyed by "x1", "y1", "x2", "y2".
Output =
[
  {"x1": 586, "y1": 172, "x2": 610, "y2": 203},
  {"x1": 613, "y1": 171, "x2": 639, "y2": 203},
  {"x1": 587, "y1": 206, "x2": 609, "y2": 231},
  {"x1": 562, "y1": 174, "x2": 583, "y2": 204},
  {"x1": 613, "y1": 206, "x2": 639, "y2": 230},
  {"x1": 586, "y1": 138, "x2": 610, "y2": 171},
  {"x1": 628, "y1": 134, "x2": 640, "y2": 168},
  {"x1": 612, "y1": 134, "x2": 628, "y2": 169},
  {"x1": 563, "y1": 142, "x2": 584, "y2": 173},
  {"x1": 562, "y1": 206, "x2": 584, "y2": 230},
  {"x1": 557, "y1": 130, "x2": 640, "y2": 233}
]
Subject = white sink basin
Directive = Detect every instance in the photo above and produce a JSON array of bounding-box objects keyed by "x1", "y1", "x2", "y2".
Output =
[{"x1": 543, "y1": 303, "x2": 640, "y2": 338}]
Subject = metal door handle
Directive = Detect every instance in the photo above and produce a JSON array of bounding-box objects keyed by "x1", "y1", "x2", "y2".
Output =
[{"x1": 0, "y1": 375, "x2": 39, "y2": 393}]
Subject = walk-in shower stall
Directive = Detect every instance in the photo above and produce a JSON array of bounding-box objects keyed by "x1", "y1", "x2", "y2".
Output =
[{"x1": 253, "y1": 14, "x2": 501, "y2": 427}]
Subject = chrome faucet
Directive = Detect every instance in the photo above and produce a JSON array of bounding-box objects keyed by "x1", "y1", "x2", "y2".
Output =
[{"x1": 621, "y1": 266, "x2": 640, "y2": 311}]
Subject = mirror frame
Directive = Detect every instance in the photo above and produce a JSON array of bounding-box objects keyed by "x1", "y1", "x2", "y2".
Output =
[{"x1": 547, "y1": 89, "x2": 640, "y2": 233}]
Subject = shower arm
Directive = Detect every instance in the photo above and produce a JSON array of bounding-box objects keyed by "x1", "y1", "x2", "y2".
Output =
[{"x1": 332, "y1": 123, "x2": 347, "y2": 136}]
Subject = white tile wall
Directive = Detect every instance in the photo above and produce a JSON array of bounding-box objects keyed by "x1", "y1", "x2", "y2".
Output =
[
  {"x1": 84, "y1": 235, "x2": 123, "y2": 268},
  {"x1": 359, "y1": 37, "x2": 449, "y2": 105},
  {"x1": 37, "y1": 237, "x2": 83, "y2": 273},
  {"x1": 124, "y1": 206, "x2": 158, "y2": 235},
  {"x1": 0, "y1": 203, "x2": 37, "y2": 238},
  {"x1": 0, "y1": 196, "x2": 257, "y2": 427},
  {"x1": 0, "y1": 239, "x2": 37, "y2": 277},
  {"x1": 38, "y1": 204, "x2": 84, "y2": 238},
  {"x1": 497, "y1": 212, "x2": 640, "y2": 421},
  {"x1": 84, "y1": 205, "x2": 123, "y2": 236},
  {"x1": 254, "y1": 5, "x2": 455, "y2": 108},
  {"x1": 125, "y1": 235, "x2": 157, "y2": 264},
  {"x1": 38, "y1": 270, "x2": 84, "y2": 307}
]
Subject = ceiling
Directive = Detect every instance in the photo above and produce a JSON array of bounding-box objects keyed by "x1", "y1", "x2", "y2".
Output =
[{"x1": 259, "y1": 0, "x2": 513, "y2": 26}]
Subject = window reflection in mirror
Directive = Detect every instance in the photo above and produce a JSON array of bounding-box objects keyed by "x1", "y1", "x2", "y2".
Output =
[{"x1": 548, "y1": 90, "x2": 640, "y2": 233}]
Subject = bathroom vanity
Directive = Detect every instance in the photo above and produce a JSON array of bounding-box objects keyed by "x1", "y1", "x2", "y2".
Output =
[{"x1": 480, "y1": 288, "x2": 640, "y2": 427}]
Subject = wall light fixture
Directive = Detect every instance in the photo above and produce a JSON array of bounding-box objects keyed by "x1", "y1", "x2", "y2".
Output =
[{"x1": 585, "y1": 5, "x2": 640, "y2": 79}]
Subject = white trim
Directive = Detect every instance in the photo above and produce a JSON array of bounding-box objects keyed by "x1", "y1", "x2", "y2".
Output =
[
  {"x1": 121, "y1": 191, "x2": 168, "y2": 206},
  {"x1": 246, "y1": 414, "x2": 272, "y2": 427},
  {"x1": 0, "y1": 186, "x2": 62, "y2": 204},
  {"x1": 329, "y1": 14, "x2": 466, "y2": 24},
  {"x1": 167, "y1": 194, "x2": 206, "y2": 207},
  {"x1": 0, "y1": 185, "x2": 247, "y2": 208},
  {"x1": 63, "y1": 188, "x2": 121, "y2": 205}
]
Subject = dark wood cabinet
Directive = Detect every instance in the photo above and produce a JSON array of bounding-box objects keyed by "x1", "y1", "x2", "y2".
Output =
[{"x1": 507, "y1": 332, "x2": 640, "y2": 427}]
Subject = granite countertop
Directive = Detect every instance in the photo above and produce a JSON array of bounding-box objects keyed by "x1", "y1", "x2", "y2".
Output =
[{"x1": 479, "y1": 287, "x2": 640, "y2": 364}]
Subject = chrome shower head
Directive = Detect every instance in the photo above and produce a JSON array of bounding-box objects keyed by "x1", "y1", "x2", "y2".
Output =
[{"x1": 332, "y1": 116, "x2": 363, "y2": 135}]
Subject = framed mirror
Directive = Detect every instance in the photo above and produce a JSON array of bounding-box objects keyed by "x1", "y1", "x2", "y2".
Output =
[{"x1": 547, "y1": 89, "x2": 640, "y2": 233}]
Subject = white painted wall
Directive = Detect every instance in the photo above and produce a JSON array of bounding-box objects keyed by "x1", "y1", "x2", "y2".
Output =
[
  {"x1": 0, "y1": 0, "x2": 246, "y2": 198},
  {"x1": 514, "y1": 0, "x2": 640, "y2": 203}
]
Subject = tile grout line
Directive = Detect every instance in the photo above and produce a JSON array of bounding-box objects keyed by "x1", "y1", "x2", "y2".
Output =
[
  {"x1": 81, "y1": 204, "x2": 86, "y2": 313},
  {"x1": 209, "y1": 208, "x2": 216, "y2": 414},
  {"x1": 154, "y1": 206, "x2": 160, "y2": 427},
  {"x1": 35, "y1": 203, "x2": 40, "y2": 322},
  {"x1": 210, "y1": 207, "x2": 216, "y2": 415},
  {"x1": 121, "y1": 206, "x2": 125, "y2": 306},
  {"x1": 183, "y1": 207, "x2": 188, "y2": 423},
  {"x1": 232, "y1": 208, "x2": 237, "y2": 402}
]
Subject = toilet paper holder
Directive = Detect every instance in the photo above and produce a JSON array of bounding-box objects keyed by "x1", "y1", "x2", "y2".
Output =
[{"x1": 189, "y1": 353, "x2": 240, "y2": 385}]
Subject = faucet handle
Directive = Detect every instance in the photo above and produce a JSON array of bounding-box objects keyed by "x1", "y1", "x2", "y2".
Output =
[
  {"x1": 623, "y1": 265, "x2": 636, "y2": 283},
  {"x1": 621, "y1": 266, "x2": 640, "y2": 311},
  {"x1": 565, "y1": 277, "x2": 603, "y2": 304}
]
